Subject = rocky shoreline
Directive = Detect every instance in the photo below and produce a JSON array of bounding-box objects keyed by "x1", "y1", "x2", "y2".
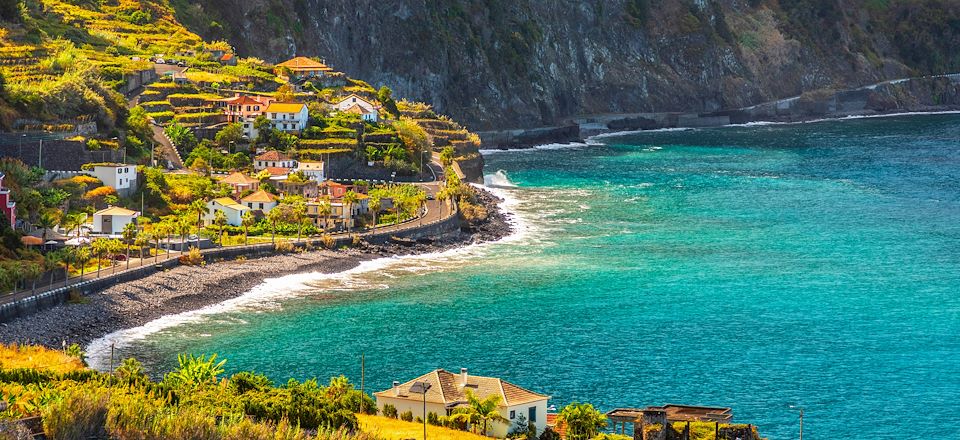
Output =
[{"x1": 0, "y1": 188, "x2": 512, "y2": 349}]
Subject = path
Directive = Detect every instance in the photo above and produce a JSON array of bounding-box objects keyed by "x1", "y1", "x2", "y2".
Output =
[{"x1": 126, "y1": 63, "x2": 187, "y2": 169}]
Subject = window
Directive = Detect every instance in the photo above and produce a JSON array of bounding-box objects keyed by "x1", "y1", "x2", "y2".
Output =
[
  {"x1": 528, "y1": 407, "x2": 536, "y2": 423},
  {"x1": 509, "y1": 410, "x2": 515, "y2": 420},
  {"x1": 259, "y1": 203, "x2": 264, "y2": 209}
]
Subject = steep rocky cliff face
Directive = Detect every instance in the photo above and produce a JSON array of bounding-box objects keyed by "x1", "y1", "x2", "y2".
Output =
[{"x1": 175, "y1": 0, "x2": 960, "y2": 130}]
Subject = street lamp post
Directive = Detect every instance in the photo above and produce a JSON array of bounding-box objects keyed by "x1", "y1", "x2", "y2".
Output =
[
  {"x1": 789, "y1": 406, "x2": 804, "y2": 440},
  {"x1": 409, "y1": 381, "x2": 432, "y2": 440}
]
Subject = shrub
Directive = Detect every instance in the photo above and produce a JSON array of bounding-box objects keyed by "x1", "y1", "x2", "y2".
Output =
[
  {"x1": 382, "y1": 404, "x2": 398, "y2": 419},
  {"x1": 400, "y1": 410, "x2": 413, "y2": 422},
  {"x1": 178, "y1": 247, "x2": 204, "y2": 266},
  {"x1": 275, "y1": 241, "x2": 294, "y2": 253},
  {"x1": 321, "y1": 234, "x2": 336, "y2": 249}
]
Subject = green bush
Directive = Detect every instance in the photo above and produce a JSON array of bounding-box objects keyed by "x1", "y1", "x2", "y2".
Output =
[
  {"x1": 382, "y1": 404, "x2": 398, "y2": 419},
  {"x1": 400, "y1": 410, "x2": 414, "y2": 422}
]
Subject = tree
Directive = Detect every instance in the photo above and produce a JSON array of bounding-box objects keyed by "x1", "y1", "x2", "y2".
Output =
[
  {"x1": 91, "y1": 238, "x2": 110, "y2": 277},
  {"x1": 369, "y1": 196, "x2": 381, "y2": 230},
  {"x1": 289, "y1": 198, "x2": 307, "y2": 242},
  {"x1": 266, "y1": 205, "x2": 284, "y2": 246},
  {"x1": 241, "y1": 211, "x2": 255, "y2": 246},
  {"x1": 189, "y1": 199, "x2": 209, "y2": 234},
  {"x1": 164, "y1": 122, "x2": 198, "y2": 153},
  {"x1": 175, "y1": 215, "x2": 191, "y2": 251},
  {"x1": 134, "y1": 234, "x2": 149, "y2": 261},
  {"x1": 274, "y1": 84, "x2": 295, "y2": 102},
  {"x1": 342, "y1": 191, "x2": 359, "y2": 231},
  {"x1": 154, "y1": 221, "x2": 173, "y2": 260},
  {"x1": 121, "y1": 221, "x2": 137, "y2": 269},
  {"x1": 35, "y1": 212, "x2": 57, "y2": 242},
  {"x1": 74, "y1": 246, "x2": 91, "y2": 281},
  {"x1": 190, "y1": 156, "x2": 210, "y2": 175},
  {"x1": 163, "y1": 354, "x2": 226, "y2": 389},
  {"x1": 377, "y1": 86, "x2": 400, "y2": 117},
  {"x1": 213, "y1": 210, "x2": 228, "y2": 244},
  {"x1": 440, "y1": 146, "x2": 456, "y2": 168},
  {"x1": 23, "y1": 260, "x2": 42, "y2": 293},
  {"x1": 555, "y1": 403, "x2": 607, "y2": 440},
  {"x1": 215, "y1": 122, "x2": 244, "y2": 149},
  {"x1": 253, "y1": 115, "x2": 272, "y2": 144},
  {"x1": 447, "y1": 390, "x2": 509, "y2": 436},
  {"x1": 317, "y1": 197, "x2": 332, "y2": 232}
]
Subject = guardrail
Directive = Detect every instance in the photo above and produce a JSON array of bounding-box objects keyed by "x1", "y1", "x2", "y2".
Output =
[{"x1": 0, "y1": 199, "x2": 459, "y2": 323}]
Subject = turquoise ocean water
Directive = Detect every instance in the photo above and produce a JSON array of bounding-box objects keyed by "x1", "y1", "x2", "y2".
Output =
[{"x1": 90, "y1": 114, "x2": 960, "y2": 439}]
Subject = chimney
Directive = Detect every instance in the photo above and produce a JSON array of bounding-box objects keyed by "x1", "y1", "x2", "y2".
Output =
[
  {"x1": 393, "y1": 381, "x2": 400, "y2": 397},
  {"x1": 460, "y1": 368, "x2": 468, "y2": 387}
]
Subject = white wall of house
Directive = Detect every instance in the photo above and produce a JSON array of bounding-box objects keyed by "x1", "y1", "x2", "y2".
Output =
[
  {"x1": 269, "y1": 107, "x2": 308, "y2": 132},
  {"x1": 502, "y1": 401, "x2": 549, "y2": 437},
  {"x1": 92, "y1": 214, "x2": 137, "y2": 235},
  {"x1": 254, "y1": 159, "x2": 297, "y2": 170},
  {"x1": 92, "y1": 165, "x2": 137, "y2": 197},
  {"x1": 375, "y1": 395, "x2": 448, "y2": 421},
  {"x1": 203, "y1": 201, "x2": 247, "y2": 226},
  {"x1": 244, "y1": 200, "x2": 278, "y2": 213}
]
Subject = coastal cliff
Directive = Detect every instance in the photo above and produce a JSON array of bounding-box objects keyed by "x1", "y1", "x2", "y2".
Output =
[{"x1": 176, "y1": 0, "x2": 960, "y2": 130}]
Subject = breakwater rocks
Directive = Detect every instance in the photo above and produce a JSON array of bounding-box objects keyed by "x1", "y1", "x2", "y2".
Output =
[
  {"x1": 0, "y1": 189, "x2": 511, "y2": 348},
  {"x1": 479, "y1": 74, "x2": 960, "y2": 149}
]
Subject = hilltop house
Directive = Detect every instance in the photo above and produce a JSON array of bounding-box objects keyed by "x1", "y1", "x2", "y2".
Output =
[
  {"x1": 219, "y1": 53, "x2": 237, "y2": 66},
  {"x1": 275, "y1": 56, "x2": 334, "y2": 82},
  {"x1": 218, "y1": 95, "x2": 273, "y2": 139},
  {"x1": 254, "y1": 151, "x2": 295, "y2": 171},
  {"x1": 241, "y1": 190, "x2": 279, "y2": 214},
  {"x1": 374, "y1": 368, "x2": 550, "y2": 438},
  {"x1": 0, "y1": 173, "x2": 15, "y2": 228},
  {"x1": 295, "y1": 161, "x2": 325, "y2": 181},
  {"x1": 92, "y1": 206, "x2": 139, "y2": 235},
  {"x1": 90, "y1": 164, "x2": 137, "y2": 197},
  {"x1": 265, "y1": 102, "x2": 309, "y2": 133},
  {"x1": 335, "y1": 95, "x2": 379, "y2": 122},
  {"x1": 220, "y1": 172, "x2": 260, "y2": 197},
  {"x1": 204, "y1": 197, "x2": 250, "y2": 226}
]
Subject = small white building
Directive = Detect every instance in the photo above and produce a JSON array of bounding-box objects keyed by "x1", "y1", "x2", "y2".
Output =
[
  {"x1": 240, "y1": 189, "x2": 279, "y2": 213},
  {"x1": 265, "y1": 102, "x2": 308, "y2": 133},
  {"x1": 254, "y1": 150, "x2": 296, "y2": 171},
  {"x1": 374, "y1": 368, "x2": 550, "y2": 438},
  {"x1": 296, "y1": 161, "x2": 325, "y2": 181},
  {"x1": 92, "y1": 206, "x2": 139, "y2": 235},
  {"x1": 335, "y1": 94, "x2": 379, "y2": 122},
  {"x1": 203, "y1": 197, "x2": 250, "y2": 226},
  {"x1": 91, "y1": 164, "x2": 137, "y2": 197}
]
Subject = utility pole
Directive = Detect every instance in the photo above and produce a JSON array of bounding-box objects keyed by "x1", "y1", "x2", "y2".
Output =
[
  {"x1": 790, "y1": 406, "x2": 804, "y2": 440},
  {"x1": 38, "y1": 139, "x2": 43, "y2": 169}
]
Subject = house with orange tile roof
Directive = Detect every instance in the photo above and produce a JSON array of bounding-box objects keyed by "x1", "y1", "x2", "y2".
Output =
[
  {"x1": 275, "y1": 56, "x2": 334, "y2": 82},
  {"x1": 219, "y1": 52, "x2": 237, "y2": 66},
  {"x1": 218, "y1": 94, "x2": 273, "y2": 139},
  {"x1": 265, "y1": 102, "x2": 308, "y2": 133},
  {"x1": 374, "y1": 368, "x2": 550, "y2": 437},
  {"x1": 335, "y1": 94, "x2": 379, "y2": 122},
  {"x1": 220, "y1": 172, "x2": 260, "y2": 196},
  {"x1": 240, "y1": 189, "x2": 279, "y2": 213},
  {"x1": 254, "y1": 150, "x2": 296, "y2": 171},
  {"x1": 203, "y1": 197, "x2": 249, "y2": 226}
]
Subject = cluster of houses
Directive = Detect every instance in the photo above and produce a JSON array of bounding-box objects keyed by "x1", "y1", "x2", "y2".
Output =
[{"x1": 205, "y1": 150, "x2": 374, "y2": 230}]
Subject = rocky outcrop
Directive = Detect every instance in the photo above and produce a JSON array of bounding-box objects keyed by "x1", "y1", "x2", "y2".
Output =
[{"x1": 180, "y1": 1, "x2": 960, "y2": 131}]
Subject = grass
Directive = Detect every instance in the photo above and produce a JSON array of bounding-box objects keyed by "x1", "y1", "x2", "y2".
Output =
[
  {"x1": 0, "y1": 344, "x2": 85, "y2": 374},
  {"x1": 185, "y1": 70, "x2": 240, "y2": 84},
  {"x1": 357, "y1": 414, "x2": 488, "y2": 440}
]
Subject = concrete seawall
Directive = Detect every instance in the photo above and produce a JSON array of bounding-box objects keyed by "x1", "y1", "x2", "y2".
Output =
[{"x1": 0, "y1": 206, "x2": 461, "y2": 324}]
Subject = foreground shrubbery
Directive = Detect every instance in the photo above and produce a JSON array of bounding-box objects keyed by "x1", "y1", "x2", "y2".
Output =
[{"x1": 0, "y1": 345, "x2": 377, "y2": 439}]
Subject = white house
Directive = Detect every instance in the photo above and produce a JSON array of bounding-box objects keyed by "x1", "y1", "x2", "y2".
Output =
[
  {"x1": 91, "y1": 164, "x2": 137, "y2": 197},
  {"x1": 265, "y1": 102, "x2": 308, "y2": 133},
  {"x1": 203, "y1": 197, "x2": 250, "y2": 226},
  {"x1": 374, "y1": 368, "x2": 550, "y2": 438},
  {"x1": 254, "y1": 150, "x2": 296, "y2": 171},
  {"x1": 240, "y1": 189, "x2": 279, "y2": 213},
  {"x1": 92, "y1": 206, "x2": 139, "y2": 235},
  {"x1": 295, "y1": 160, "x2": 325, "y2": 181},
  {"x1": 335, "y1": 94, "x2": 379, "y2": 122}
]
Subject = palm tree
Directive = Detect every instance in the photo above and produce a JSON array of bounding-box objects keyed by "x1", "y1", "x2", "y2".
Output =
[
  {"x1": 213, "y1": 210, "x2": 228, "y2": 245},
  {"x1": 35, "y1": 212, "x2": 58, "y2": 248},
  {"x1": 175, "y1": 215, "x2": 191, "y2": 252},
  {"x1": 44, "y1": 250, "x2": 63, "y2": 288},
  {"x1": 342, "y1": 191, "x2": 359, "y2": 231},
  {"x1": 134, "y1": 234, "x2": 149, "y2": 262},
  {"x1": 62, "y1": 212, "x2": 86, "y2": 238},
  {"x1": 447, "y1": 391, "x2": 509, "y2": 436},
  {"x1": 369, "y1": 196, "x2": 381, "y2": 231},
  {"x1": 292, "y1": 200, "x2": 306, "y2": 242},
  {"x1": 121, "y1": 222, "x2": 137, "y2": 270},
  {"x1": 75, "y1": 246, "x2": 91, "y2": 281},
  {"x1": 555, "y1": 403, "x2": 607, "y2": 440},
  {"x1": 91, "y1": 238, "x2": 110, "y2": 278},
  {"x1": 24, "y1": 261, "x2": 42, "y2": 293},
  {"x1": 241, "y1": 211, "x2": 255, "y2": 246},
  {"x1": 317, "y1": 196, "x2": 332, "y2": 232},
  {"x1": 108, "y1": 239, "x2": 125, "y2": 274},
  {"x1": 189, "y1": 199, "x2": 209, "y2": 234},
  {"x1": 266, "y1": 206, "x2": 284, "y2": 246}
]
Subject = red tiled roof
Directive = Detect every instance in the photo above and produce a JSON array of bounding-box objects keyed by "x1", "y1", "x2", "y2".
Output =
[
  {"x1": 255, "y1": 150, "x2": 292, "y2": 161},
  {"x1": 264, "y1": 167, "x2": 292, "y2": 176},
  {"x1": 221, "y1": 53, "x2": 234, "y2": 61},
  {"x1": 373, "y1": 369, "x2": 549, "y2": 407},
  {"x1": 221, "y1": 95, "x2": 268, "y2": 107}
]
